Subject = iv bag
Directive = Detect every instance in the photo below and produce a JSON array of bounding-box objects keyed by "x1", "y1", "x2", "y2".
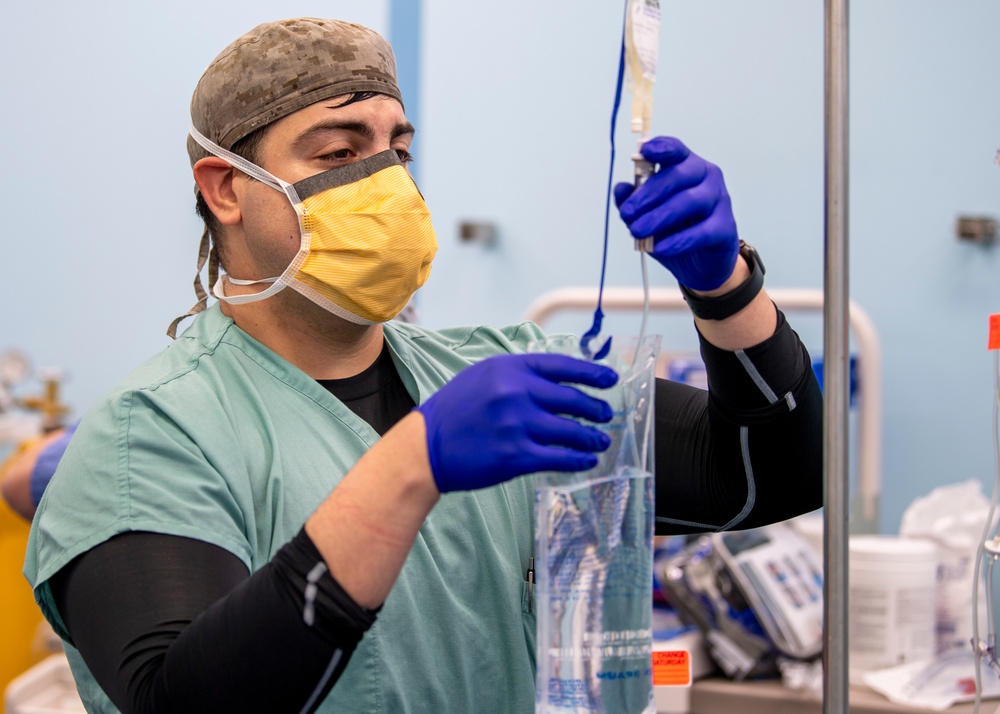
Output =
[
  {"x1": 530, "y1": 334, "x2": 661, "y2": 714},
  {"x1": 625, "y1": 0, "x2": 661, "y2": 136}
]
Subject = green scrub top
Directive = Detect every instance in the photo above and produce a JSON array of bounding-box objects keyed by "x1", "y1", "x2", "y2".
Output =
[{"x1": 25, "y1": 304, "x2": 547, "y2": 713}]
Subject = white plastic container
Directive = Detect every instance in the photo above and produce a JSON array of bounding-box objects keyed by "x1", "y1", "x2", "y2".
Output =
[{"x1": 848, "y1": 535, "x2": 937, "y2": 683}]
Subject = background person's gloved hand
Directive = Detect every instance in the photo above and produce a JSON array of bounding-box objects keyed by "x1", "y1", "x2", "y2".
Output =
[
  {"x1": 614, "y1": 136, "x2": 740, "y2": 292},
  {"x1": 417, "y1": 353, "x2": 618, "y2": 493}
]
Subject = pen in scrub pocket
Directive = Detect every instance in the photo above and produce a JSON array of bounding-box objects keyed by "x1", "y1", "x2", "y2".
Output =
[{"x1": 527, "y1": 556, "x2": 535, "y2": 613}]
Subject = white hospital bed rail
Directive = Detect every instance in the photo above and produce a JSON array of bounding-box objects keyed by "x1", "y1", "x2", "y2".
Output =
[{"x1": 523, "y1": 286, "x2": 881, "y2": 531}]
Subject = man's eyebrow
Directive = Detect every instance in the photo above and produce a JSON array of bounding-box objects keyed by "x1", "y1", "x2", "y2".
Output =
[
  {"x1": 292, "y1": 120, "x2": 416, "y2": 151},
  {"x1": 391, "y1": 121, "x2": 416, "y2": 139}
]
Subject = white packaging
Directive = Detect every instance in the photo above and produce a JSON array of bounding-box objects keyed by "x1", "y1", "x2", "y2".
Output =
[
  {"x1": 899, "y1": 480, "x2": 991, "y2": 654},
  {"x1": 849, "y1": 535, "x2": 937, "y2": 683}
]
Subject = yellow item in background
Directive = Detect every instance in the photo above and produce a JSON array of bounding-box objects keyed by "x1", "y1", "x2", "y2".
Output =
[
  {"x1": 0, "y1": 458, "x2": 45, "y2": 695},
  {"x1": 0, "y1": 437, "x2": 50, "y2": 692}
]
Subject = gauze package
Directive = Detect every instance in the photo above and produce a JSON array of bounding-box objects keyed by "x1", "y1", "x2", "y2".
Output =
[
  {"x1": 899, "y1": 480, "x2": 991, "y2": 654},
  {"x1": 531, "y1": 335, "x2": 660, "y2": 714}
]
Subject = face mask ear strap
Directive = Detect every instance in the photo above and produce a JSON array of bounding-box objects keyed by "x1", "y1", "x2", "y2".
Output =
[
  {"x1": 166, "y1": 225, "x2": 213, "y2": 339},
  {"x1": 188, "y1": 124, "x2": 288, "y2": 192},
  {"x1": 170, "y1": 126, "x2": 296, "y2": 335}
]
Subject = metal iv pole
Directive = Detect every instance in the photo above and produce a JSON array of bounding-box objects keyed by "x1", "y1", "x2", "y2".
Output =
[{"x1": 823, "y1": 0, "x2": 850, "y2": 712}]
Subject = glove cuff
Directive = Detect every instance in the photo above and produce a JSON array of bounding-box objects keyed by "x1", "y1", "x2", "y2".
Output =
[{"x1": 680, "y1": 242, "x2": 765, "y2": 320}]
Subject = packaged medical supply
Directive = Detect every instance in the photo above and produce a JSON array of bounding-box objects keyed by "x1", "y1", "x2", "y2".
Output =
[
  {"x1": 532, "y1": 334, "x2": 660, "y2": 714},
  {"x1": 899, "y1": 479, "x2": 991, "y2": 654}
]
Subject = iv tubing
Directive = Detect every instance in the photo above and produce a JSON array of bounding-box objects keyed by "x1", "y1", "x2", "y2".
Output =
[
  {"x1": 579, "y1": 3, "x2": 629, "y2": 361},
  {"x1": 989, "y1": 558, "x2": 996, "y2": 666},
  {"x1": 635, "y1": 253, "x2": 650, "y2": 363},
  {"x1": 971, "y1": 350, "x2": 1000, "y2": 714}
]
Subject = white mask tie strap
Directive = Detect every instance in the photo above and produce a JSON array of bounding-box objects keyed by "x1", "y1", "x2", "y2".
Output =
[
  {"x1": 227, "y1": 276, "x2": 279, "y2": 286},
  {"x1": 190, "y1": 125, "x2": 300, "y2": 306},
  {"x1": 189, "y1": 124, "x2": 289, "y2": 192},
  {"x1": 213, "y1": 274, "x2": 287, "y2": 305}
]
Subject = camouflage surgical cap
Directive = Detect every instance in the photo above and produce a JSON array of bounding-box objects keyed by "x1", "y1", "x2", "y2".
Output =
[{"x1": 186, "y1": 17, "x2": 402, "y2": 166}]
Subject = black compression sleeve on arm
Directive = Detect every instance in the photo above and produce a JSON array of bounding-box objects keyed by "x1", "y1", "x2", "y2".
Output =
[
  {"x1": 50, "y1": 528, "x2": 378, "y2": 714},
  {"x1": 653, "y1": 309, "x2": 823, "y2": 535}
]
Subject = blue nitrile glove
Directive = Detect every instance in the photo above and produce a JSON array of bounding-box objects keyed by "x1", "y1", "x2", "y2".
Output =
[
  {"x1": 614, "y1": 137, "x2": 740, "y2": 292},
  {"x1": 417, "y1": 353, "x2": 618, "y2": 493}
]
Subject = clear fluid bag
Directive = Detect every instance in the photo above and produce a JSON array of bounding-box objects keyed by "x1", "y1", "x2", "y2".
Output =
[{"x1": 530, "y1": 334, "x2": 661, "y2": 714}]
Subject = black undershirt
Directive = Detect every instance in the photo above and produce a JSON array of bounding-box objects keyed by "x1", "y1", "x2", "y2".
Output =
[
  {"x1": 316, "y1": 340, "x2": 415, "y2": 436},
  {"x1": 50, "y1": 314, "x2": 822, "y2": 713}
]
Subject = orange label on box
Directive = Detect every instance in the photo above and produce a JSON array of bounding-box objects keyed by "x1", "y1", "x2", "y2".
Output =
[
  {"x1": 652, "y1": 650, "x2": 691, "y2": 687},
  {"x1": 990, "y1": 314, "x2": 1000, "y2": 351}
]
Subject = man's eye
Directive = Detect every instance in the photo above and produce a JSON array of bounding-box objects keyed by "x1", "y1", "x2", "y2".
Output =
[
  {"x1": 395, "y1": 149, "x2": 414, "y2": 165},
  {"x1": 320, "y1": 149, "x2": 354, "y2": 162}
]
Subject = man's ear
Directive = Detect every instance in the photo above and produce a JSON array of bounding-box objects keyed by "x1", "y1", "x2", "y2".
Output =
[{"x1": 193, "y1": 158, "x2": 242, "y2": 226}]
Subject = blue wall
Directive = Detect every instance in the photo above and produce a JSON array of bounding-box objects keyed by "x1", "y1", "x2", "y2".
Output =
[
  {"x1": 2, "y1": 1, "x2": 998, "y2": 534},
  {"x1": 417, "y1": 0, "x2": 1000, "y2": 534},
  {"x1": 0, "y1": 0, "x2": 387, "y2": 437}
]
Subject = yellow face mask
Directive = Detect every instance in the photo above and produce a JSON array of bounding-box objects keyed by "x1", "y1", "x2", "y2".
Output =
[{"x1": 189, "y1": 125, "x2": 437, "y2": 325}]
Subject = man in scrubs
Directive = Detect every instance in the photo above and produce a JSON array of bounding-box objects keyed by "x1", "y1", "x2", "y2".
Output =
[{"x1": 25, "y1": 18, "x2": 823, "y2": 713}]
